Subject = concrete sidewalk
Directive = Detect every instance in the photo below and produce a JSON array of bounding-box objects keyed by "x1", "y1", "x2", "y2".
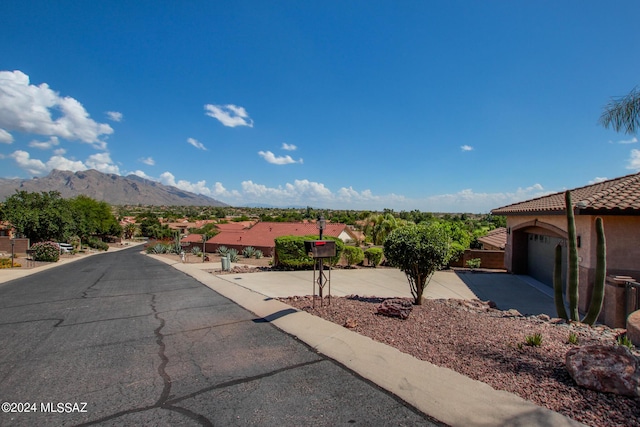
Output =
[
  {"x1": 154, "y1": 257, "x2": 582, "y2": 427},
  {"x1": 192, "y1": 265, "x2": 478, "y2": 300}
]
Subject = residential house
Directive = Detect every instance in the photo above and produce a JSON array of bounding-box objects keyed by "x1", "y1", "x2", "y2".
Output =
[
  {"x1": 492, "y1": 172, "x2": 640, "y2": 315},
  {"x1": 179, "y1": 233, "x2": 205, "y2": 252},
  {"x1": 205, "y1": 221, "x2": 358, "y2": 257},
  {"x1": 477, "y1": 227, "x2": 507, "y2": 250}
]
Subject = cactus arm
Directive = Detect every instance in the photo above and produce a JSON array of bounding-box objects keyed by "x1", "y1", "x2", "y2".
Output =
[
  {"x1": 566, "y1": 191, "x2": 580, "y2": 321},
  {"x1": 553, "y1": 243, "x2": 568, "y2": 320},
  {"x1": 582, "y1": 217, "x2": 606, "y2": 325}
]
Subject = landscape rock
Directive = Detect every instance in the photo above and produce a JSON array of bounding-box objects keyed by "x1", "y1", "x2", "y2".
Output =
[
  {"x1": 627, "y1": 310, "x2": 640, "y2": 347},
  {"x1": 343, "y1": 318, "x2": 358, "y2": 328},
  {"x1": 376, "y1": 299, "x2": 413, "y2": 320},
  {"x1": 565, "y1": 344, "x2": 640, "y2": 397}
]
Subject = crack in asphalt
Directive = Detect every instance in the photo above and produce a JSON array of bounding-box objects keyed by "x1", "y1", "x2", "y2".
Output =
[
  {"x1": 81, "y1": 271, "x2": 107, "y2": 299},
  {"x1": 150, "y1": 294, "x2": 172, "y2": 406},
  {"x1": 166, "y1": 358, "x2": 325, "y2": 406}
]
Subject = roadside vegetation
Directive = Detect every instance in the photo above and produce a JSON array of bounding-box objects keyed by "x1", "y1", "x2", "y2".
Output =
[{"x1": 0, "y1": 191, "x2": 121, "y2": 250}]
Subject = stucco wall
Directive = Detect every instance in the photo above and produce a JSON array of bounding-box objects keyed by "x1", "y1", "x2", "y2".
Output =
[{"x1": 449, "y1": 250, "x2": 505, "y2": 269}]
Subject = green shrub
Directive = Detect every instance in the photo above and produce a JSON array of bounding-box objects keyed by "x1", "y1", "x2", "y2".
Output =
[
  {"x1": 0, "y1": 258, "x2": 22, "y2": 268},
  {"x1": 146, "y1": 243, "x2": 169, "y2": 254},
  {"x1": 274, "y1": 235, "x2": 344, "y2": 270},
  {"x1": 242, "y1": 246, "x2": 256, "y2": 258},
  {"x1": 524, "y1": 333, "x2": 543, "y2": 347},
  {"x1": 191, "y1": 246, "x2": 202, "y2": 255},
  {"x1": 31, "y1": 241, "x2": 60, "y2": 262},
  {"x1": 228, "y1": 248, "x2": 239, "y2": 262},
  {"x1": 466, "y1": 258, "x2": 481, "y2": 269},
  {"x1": 567, "y1": 332, "x2": 579, "y2": 345},
  {"x1": 254, "y1": 250, "x2": 263, "y2": 259},
  {"x1": 217, "y1": 246, "x2": 229, "y2": 256},
  {"x1": 86, "y1": 237, "x2": 109, "y2": 251},
  {"x1": 364, "y1": 247, "x2": 383, "y2": 267},
  {"x1": 617, "y1": 334, "x2": 634, "y2": 349},
  {"x1": 343, "y1": 246, "x2": 364, "y2": 267}
]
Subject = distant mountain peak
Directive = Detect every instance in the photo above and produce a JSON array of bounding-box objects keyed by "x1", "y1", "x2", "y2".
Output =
[{"x1": 0, "y1": 169, "x2": 229, "y2": 207}]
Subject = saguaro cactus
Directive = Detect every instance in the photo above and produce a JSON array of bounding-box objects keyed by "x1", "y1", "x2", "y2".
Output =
[
  {"x1": 566, "y1": 191, "x2": 580, "y2": 321},
  {"x1": 553, "y1": 191, "x2": 607, "y2": 325},
  {"x1": 582, "y1": 217, "x2": 606, "y2": 325},
  {"x1": 553, "y1": 243, "x2": 568, "y2": 320}
]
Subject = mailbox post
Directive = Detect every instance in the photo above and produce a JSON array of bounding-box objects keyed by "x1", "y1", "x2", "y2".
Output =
[{"x1": 305, "y1": 239, "x2": 336, "y2": 307}]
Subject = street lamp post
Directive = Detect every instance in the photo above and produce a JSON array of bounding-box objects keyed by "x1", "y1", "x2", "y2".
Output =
[
  {"x1": 316, "y1": 216, "x2": 326, "y2": 297},
  {"x1": 10, "y1": 239, "x2": 15, "y2": 268}
]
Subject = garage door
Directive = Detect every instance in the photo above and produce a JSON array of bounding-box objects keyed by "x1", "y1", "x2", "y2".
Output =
[{"x1": 527, "y1": 233, "x2": 566, "y2": 288}]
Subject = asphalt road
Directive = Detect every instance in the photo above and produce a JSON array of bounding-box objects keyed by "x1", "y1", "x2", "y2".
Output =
[{"x1": 0, "y1": 247, "x2": 440, "y2": 426}]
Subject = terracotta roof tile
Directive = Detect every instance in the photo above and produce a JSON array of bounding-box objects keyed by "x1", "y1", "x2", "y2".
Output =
[
  {"x1": 208, "y1": 222, "x2": 348, "y2": 248},
  {"x1": 477, "y1": 227, "x2": 507, "y2": 250},
  {"x1": 492, "y1": 172, "x2": 640, "y2": 215},
  {"x1": 180, "y1": 233, "x2": 205, "y2": 243}
]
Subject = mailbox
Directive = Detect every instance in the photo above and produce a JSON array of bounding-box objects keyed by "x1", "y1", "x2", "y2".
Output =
[{"x1": 304, "y1": 240, "x2": 336, "y2": 258}]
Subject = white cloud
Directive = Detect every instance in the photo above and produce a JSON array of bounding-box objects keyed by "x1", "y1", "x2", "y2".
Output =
[
  {"x1": 106, "y1": 111, "x2": 123, "y2": 122},
  {"x1": 53, "y1": 148, "x2": 66, "y2": 156},
  {"x1": 28, "y1": 136, "x2": 60, "y2": 150},
  {"x1": 112, "y1": 166, "x2": 554, "y2": 212},
  {"x1": 204, "y1": 104, "x2": 253, "y2": 128},
  {"x1": 159, "y1": 171, "x2": 212, "y2": 196},
  {"x1": 461, "y1": 145, "x2": 473, "y2": 151},
  {"x1": 187, "y1": 137, "x2": 207, "y2": 151},
  {"x1": 258, "y1": 150, "x2": 303, "y2": 165},
  {"x1": 85, "y1": 152, "x2": 120, "y2": 174},
  {"x1": 610, "y1": 137, "x2": 638, "y2": 144},
  {"x1": 0, "y1": 70, "x2": 113, "y2": 148},
  {"x1": 627, "y1": 149, "x2": 640, "y2": 170},
  {"x1": 131, "y1": 170, "x2": 152, "y2": 179},
  {"x1": 46, "y1": 155, "x2": 86, "y2": 173},
  {"x1": 9, "y1": 150, "x2": 48, "y2": 175},
  {"x1": 139, "y1": 157, "x2": 155, "y2": 166},
  {"x1": 9, "y1": 148, "x2": 121, "y2": 176},
  {"x1": 589, "y1": 177, "x2": 608, "y2": 184},
  {"x1": 282, "y1": 143, "x2": 297, "y2": 151},
  {"x1": 0, "y1": 128, "x2": 13, "y2": 143}
]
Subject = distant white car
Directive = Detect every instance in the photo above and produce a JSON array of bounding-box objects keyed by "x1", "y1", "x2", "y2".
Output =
[{"x1": 58, "y1": 243, "x2": 74, "y2": 253}]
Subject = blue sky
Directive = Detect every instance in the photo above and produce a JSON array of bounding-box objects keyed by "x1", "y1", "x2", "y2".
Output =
[{"x1": 1, "y1": 1, "x2": 639, "y2": 212}]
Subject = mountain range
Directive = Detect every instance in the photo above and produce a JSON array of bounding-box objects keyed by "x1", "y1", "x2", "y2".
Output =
[{"x1": 0, "y1": 170, "x2": 229, "y2": 207}]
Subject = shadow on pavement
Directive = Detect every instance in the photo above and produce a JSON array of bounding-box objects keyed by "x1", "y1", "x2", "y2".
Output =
[
  {"x1": 453, "y1": 270, "x2": 557, "y2": 316},
  {"x1": 252, "y1": 308, "x2": 298, "y2": 323}
]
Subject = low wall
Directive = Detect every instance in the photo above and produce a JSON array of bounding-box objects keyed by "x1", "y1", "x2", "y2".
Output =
[
  {"x1": 449, "y1": 249, "x2": 505, "y2": 270},
  {"x1": 0, "y1": 237, "x2": 30, "y2": 256}
]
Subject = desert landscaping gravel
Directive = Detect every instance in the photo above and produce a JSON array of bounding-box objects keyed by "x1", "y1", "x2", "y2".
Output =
[{"x1": 280, "y1": 295, "x2": 640, "y2": 427}]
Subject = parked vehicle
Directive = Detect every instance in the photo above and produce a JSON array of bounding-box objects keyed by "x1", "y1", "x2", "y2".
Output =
[{"x1": 58, "y1": 243, "x2": 74, "y2": 253}]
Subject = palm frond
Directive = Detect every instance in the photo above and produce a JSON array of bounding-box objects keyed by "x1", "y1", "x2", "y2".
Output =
[{"x1": 599, "y1": 86, "x2": 640, "y2": 135}]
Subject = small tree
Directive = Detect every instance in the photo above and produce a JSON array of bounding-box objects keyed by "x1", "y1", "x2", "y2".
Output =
[
  {"x1": 342, "y1": 246, "x2": 364, "y2": 267},
  {"x1": 383, "y1": 224, "x2": 450, "y2": 305},
  {"x1": 364, "y1": 247, "x2": 383, "y2": 267}
]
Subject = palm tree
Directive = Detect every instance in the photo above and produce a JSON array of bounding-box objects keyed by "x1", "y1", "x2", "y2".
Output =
[
  {"x1": 124, "y1": 223, "x2": 138, "y2": 239},
  {"x1": 600, "y1": 86, "x2": 640, "y2": 134}
]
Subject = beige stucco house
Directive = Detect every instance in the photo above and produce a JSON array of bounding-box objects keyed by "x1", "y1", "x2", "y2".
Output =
[{"x1": 492, "y1": 172, "x2": 640, "y2": 315}]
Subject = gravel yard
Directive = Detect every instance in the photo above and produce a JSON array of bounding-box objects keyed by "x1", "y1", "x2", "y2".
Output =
[{"x1": 280, "y1": 295, "x2": 640, "y2": 427}]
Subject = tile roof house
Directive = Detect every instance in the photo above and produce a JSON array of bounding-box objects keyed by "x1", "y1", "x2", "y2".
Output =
[
  {"x1": 205, "y1": 221, "x2": 357, "y2": 257},
  {"x1": 492, "y1": 172, "x2": 640, "y2": 317},
  {"x1": 477, "y1": 227, "x2": 507, "y2": 251}
]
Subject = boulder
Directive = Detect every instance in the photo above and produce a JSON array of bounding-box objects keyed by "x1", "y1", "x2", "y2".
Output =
[
  {"x1": 565, "y1": 345, "x2": 640, "y2": 397},
  {"x1": 376, "y1": 299, "x2": 413, "y2": 320}
]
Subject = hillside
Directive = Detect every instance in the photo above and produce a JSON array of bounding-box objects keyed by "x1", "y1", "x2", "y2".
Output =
[{"x1": 0, "y1": 170, "x2": 229, "y2": 207}]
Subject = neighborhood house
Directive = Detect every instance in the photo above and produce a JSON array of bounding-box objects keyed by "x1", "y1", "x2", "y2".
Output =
[{"x1": 492, "y1": 172, "x2": 640, "y2": 324}]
